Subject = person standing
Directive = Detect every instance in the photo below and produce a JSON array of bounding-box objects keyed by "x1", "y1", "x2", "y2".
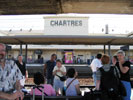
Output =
[
  {"x1": 16, "y1": 55, "x2": 28, "y2": 78},
  {"x1": 16, "y1": 55, "x2": 28, "y2": 86},
  {"x1": 0, "y1": 43, "x2": 23, "y2": 99},
  {"x1": 90, "y1": 53, "x2": 102, "y2": 86},
  {"x1": 44, "y1": 54, "x2": 57, "y2": 86},
  {"x1": 53, "y1": 59, "x2": 66, "y2": 94},
  {"x1": 113, "y1": 50, "x2": 131, "y2": 100}
]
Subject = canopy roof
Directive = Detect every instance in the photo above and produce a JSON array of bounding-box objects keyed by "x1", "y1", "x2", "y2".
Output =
[
  {"x1": 0, "y1": 35, "x2": 132, "y2": 45},
  {"x1": 0, "y1": 0, "x2": 132, "y2": 15}
]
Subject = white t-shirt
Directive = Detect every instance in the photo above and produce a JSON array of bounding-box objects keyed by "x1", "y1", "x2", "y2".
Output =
[
  {"x1": 66, "y1": 78, "x2": 79, "y2": 96},
  {"x1": 90, "y1": 58, "x2": 102, "y2": 72},
  {"x1": 53, "y1": 65, "x2": 66, "y2": 79}
]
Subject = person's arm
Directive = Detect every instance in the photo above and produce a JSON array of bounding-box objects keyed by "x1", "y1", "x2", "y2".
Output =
[
  {"x1": 96, "y1": 80, "x2": 100, "y2": 90},
  {"x1": 119, "y1": 62, "x2": 129, "y2": 74},
  {"x1": 53, "y1": 70, "x2": 57, "y2": 76},
  {"x1": 25, "y1": 70, "x2": 28, "y2": 79},
  {"x1": 44, "y1": 63, "x2": 47, "y2": 75},
  {"x1": 0, "y1": 91, "x2": 24, "y2": 100},
  {"x1": 60, "y1": 70, "x2": 66, "y2": 76},
  {"x1": 14, "y1": 61, "x2": 23, "y2": 90},
  {"x1": 53, "y1": 66, "x2": 57, "y2": 76},
  {"x1": 15, "y1": 80, "x2": 22, "y2": 91},
  {"x1": 75, "y1": 84, "x2": 81, "y2": 95},
  {"x1": 61, "y1": 66, "x2": 66, "y2": 76}
]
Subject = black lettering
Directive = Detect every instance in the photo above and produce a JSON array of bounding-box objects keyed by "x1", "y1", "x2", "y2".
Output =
[
  {"x1": 71, "y1": 20, "x2": 75, "y2": 26},
  {"x1": 59, "y1": 20, "x2": 63, "y2": 26},
  {"x1": 54, "y1": 21, "x2": 59, "y2": 26},
  {"x1": 50, "y1": 20, "x2": 82, "y2": 27},
  {"x1": 50, "y1": 20, "x2": 55, "y2": 26},
  {"x1": 63, "y1": 20, "x2": 67, "y2": 26},
  {"x1": 67, "y1": 20, "x2": 71, "y2": 26},
  {"x1": 79, "y1": 20, "x2": 82, "y2": 26},
  {"x1": 75, "y1": 20, "x2": 78, "y2": 26}
]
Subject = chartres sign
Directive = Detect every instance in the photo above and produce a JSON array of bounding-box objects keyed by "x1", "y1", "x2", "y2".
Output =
[{"x1": 44, "y1": 16, "x2": 88, "y2": 35}]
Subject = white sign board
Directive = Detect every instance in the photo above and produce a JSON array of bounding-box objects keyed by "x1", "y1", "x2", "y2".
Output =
[{"x1": 44, "y1": 16, "x2": 88, "y2": 35}]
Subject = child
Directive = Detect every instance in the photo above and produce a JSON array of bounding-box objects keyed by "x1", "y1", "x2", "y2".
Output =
[{"x1": 53, "y1": 59, "x2": 66, "y2": 94}]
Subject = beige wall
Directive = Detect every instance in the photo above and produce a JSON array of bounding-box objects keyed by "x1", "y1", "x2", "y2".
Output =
[{"x1": 8, "y1": 49, "x2": 133, "y2": 63}]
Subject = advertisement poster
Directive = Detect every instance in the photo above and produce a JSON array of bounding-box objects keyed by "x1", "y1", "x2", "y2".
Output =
[{"x1": 65, "y1": 52, "x2": 73, "y2": 64}]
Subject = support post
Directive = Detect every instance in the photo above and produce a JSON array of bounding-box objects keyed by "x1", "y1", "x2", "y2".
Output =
[
  {"x1": 20, "y1": 44, "x2": 22, "y2": 55},
  {"x1": 108, "y1": 44, "x2": 111, "y2": 57},
  {"x1": 25, "y1": 44, "x2": 28, "y2": 63},
  {"x1": 104, "y1": 45, "x2": 106, "y2": 54}
]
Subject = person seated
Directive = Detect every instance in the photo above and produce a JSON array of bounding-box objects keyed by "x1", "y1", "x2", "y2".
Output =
[
  {"x1": 30, "y1": 72, "x2": 56, "y2": 96},
  {"x1": 66, "y1": 68, "x2": 81, "y2": 96}
]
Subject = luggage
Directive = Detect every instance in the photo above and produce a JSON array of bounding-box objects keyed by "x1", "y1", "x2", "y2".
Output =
[{"x1": 33, "y1": 85, "x2": 44, "y2": 100}]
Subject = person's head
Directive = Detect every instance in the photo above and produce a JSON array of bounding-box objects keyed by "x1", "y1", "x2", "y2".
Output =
[
  {"x1": 113, "y1": 55, "x2": 118, "y2": 62},
  {"x1": 101, "y1": 54, "x2": 110, "y2": 65},
  {"x1": 0, "y1": 43, "x2": 6, "y2": 62},
  {"x1": 18, "y1": 55, "x2": 23, "y2": 62},
  {"x1": 96, "y1": 53, "x2": 102, "y2": 59},
  {"x1": 56, "y1": 59, "x2": 62, "y2": 68},
  {"x1": 116, "y1": 50, "x2": 125, "y2": 61},
  {"x1": 34, "y1": 72, "x2": 45, "y2": 85},
  {"x1": 51, "y1": 54, "x2": 57, "y2": 61},
  {"x1": 67, "y1": 68, "x2": 77, "y2": 78}
]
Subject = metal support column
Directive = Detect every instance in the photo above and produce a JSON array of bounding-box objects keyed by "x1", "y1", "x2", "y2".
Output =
[
  {"x1": 128, "y1": 45, "x2": 130, "y2": 60},
  {"x1": 20, "y1": 44, "x2": 22, "y2": 55},
  {"x1": 108, "y1": 44, "x2": 111, "y2": 57},
  {"x1": 104, "y1": 45, "x2": 106, "y2": 54},
  {"x1": 25, "y1": 44, "x2": 28, "y2": 63}
]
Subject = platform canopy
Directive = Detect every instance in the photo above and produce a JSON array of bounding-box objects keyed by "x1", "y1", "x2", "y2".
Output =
[
  {"x1": 0, "y1": 35, "x2": 132, "y2": 45},
  {"x1": 0, "y1": 0, "x2": 133, "y2": 15}
]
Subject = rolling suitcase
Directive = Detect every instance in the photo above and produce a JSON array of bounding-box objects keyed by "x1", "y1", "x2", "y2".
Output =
[{"x1": 33, "y1": 85, "x2": 44, "y2": 100}]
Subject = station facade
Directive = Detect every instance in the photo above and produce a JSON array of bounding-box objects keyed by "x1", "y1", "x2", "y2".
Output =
[{"x1": 2, "y1": 15, "x2": 133, "y2": 64}]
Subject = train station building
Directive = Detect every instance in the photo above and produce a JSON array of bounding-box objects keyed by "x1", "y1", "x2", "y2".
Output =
[{"x1": 0, "y1": 15, "x2": 133, "y2": 64}]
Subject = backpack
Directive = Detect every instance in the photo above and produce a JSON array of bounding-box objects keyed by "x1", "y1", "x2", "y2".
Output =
[{"x1": 99, "y1": 66, "x2": 120, "y2": 98}]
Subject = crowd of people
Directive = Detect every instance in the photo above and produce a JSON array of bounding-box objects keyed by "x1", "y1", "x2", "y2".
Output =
[
  {"x1": 0, "y1": 43, "x2": 132, "y2": 100},
  {"x1": 90, "y1": 52, "x2": 131, "y2": 100}
]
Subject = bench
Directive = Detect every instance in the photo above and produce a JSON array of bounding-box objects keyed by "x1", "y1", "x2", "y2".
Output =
[
  {"x1": 24, "y1": 85, "x2": 95, "y2": 88},
  {"x1": 24, "y1": 95, "x2": 83, "y2": 100}
]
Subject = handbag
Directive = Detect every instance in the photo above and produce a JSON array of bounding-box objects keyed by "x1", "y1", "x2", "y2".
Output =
[
  {"x1": 114, "y1": 67, "x2": 127, "y2": 96},
  {"x1": 56, "y1": 74, "x2": 67, "y2": 81}
]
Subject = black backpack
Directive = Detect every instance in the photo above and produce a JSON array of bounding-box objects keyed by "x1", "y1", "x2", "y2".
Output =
[{"x1": 99, "y1": 66, "x2": 120, "y2": 98}]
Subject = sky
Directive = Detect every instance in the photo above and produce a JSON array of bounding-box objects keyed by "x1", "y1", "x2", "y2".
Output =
[{"x1": 0, "y1": 14, "x2": 133, "y2": 34}]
